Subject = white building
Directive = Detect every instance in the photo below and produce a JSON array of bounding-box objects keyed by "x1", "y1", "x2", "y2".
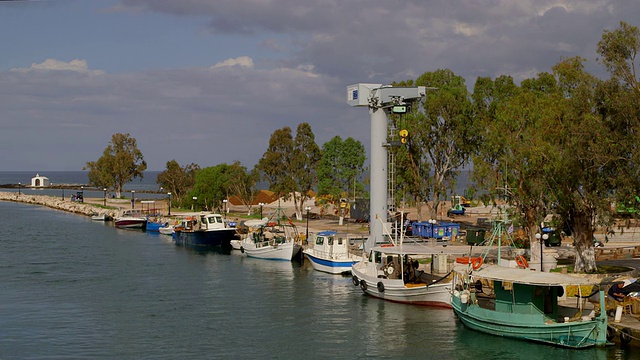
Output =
[{"x1": 31, "y1": 174, "x2": 50, "y2": 187}]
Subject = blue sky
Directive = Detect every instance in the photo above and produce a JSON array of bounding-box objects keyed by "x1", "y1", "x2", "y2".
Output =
[{"x1": 1, "y1": 0, "x2": 638, "y2": 171}]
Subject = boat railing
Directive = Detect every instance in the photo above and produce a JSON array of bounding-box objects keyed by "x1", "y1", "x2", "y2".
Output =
[{"x1": 311, "y1": 248, "x2": 351, "y2": 260}]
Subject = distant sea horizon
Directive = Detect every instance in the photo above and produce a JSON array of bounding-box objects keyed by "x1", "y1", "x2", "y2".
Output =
[
  {"x1": 0, "y1": 171, "x2": 162, "y2": 192},
  {"x1": 0, "y1": 169, "x2": 475, "y2": 199}
]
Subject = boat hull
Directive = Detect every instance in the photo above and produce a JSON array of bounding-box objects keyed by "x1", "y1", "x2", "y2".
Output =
[
  {"x1": 303, "y1": 250, "x2": 359, "y2": 274},
  {"x1": 146, "y1": 221, "x2": 169, "y2": 232},
  {"x1": 351, "y1": 263, "x2": 453, "y2": 308},
  {"x1": 114, "y1": 219, "x2": 147, "y2": 230},
  {"x1": 451, "y1": 294, "x2": 607, "y2": 348},
  {"x1": 173, "y1": 228, "x2": 236, "y2": 247},
  {"x1": 242, "y1": 241, "x2": 301, "y2": 261}
]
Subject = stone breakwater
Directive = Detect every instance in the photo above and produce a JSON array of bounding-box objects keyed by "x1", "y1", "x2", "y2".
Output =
[{"x1": 0, "y1": 191, "x2": 118, "y2": 219}]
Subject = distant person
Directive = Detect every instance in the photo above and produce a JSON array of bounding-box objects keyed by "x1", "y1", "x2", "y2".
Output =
[{"x1": 608, "y1": 282, "x2": 626, "y2": 301}]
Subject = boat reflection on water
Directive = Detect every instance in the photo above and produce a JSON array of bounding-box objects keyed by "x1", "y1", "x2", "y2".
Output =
[{"x1": 175, "y1": 245, "x2": 233, "y2": 257}]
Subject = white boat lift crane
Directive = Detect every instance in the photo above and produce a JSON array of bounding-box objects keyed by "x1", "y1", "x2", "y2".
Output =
[{"x1": 347, "y1": 84, "x2": 427, "y2": 251}]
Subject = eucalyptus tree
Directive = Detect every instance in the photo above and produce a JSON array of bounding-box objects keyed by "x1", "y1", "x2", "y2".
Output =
[
  {"x1": 156, "y1": 160, "x2": 199, "y2": 205},
  {"x1": 472, "y1": 73, "x2": 566, "y2": 267},
  {"x1": 84, "y1": 133, "x2": 147, "y2": 198},
  {"x1": 257, "y1": 127, "x2": 296, "y2": 204},
  {"x1": 290, "y1": 123, "x2": 321, "y2": 220},
  {"x1": 549, "y1": 57, "x2": 613, "y2": 272},
  {"x1": 317, "y1": 136, "x2": 366, "y2": 202},
  {"x1": 395, "y1": 69, "x2": 476, "y2": 219},
  {"x1": 597, "y1": 21, "x2": 640, "y2": 206},
  {"x1": 257, "y1": 123, "x2": 321, "y2": 220}
]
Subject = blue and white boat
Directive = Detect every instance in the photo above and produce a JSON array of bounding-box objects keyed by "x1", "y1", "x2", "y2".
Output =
[{"x1": 303, "y1": 231, "x2": 363, "y2": 274}]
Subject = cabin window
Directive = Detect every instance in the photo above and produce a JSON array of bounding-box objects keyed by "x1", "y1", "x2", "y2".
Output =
[
  {"x1": 328, "y1": 237, "x2": 334, "y2": 245},
  {"x1": 337, "y1": 238, "x2": 343, "y2": 245},
  {"x1": 316, "y1": 236, "x2": 324, "y2": 246}
]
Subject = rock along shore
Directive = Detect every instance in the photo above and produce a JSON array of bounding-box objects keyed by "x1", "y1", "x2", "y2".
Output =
[{"x1": 0, "y1": 191, "x2": 119, "y2": 219}]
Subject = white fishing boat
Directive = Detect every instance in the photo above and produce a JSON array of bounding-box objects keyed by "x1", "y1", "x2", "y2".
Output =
[
  {"x1": 351, "y1": 243, "x2": 465, "y2": 308},
  {"x1": 238, "y1": 219, "x2": 302, "y2": 261},
  {"x1": 303, "y1": 231, "x2": 363, "y2": 274}
]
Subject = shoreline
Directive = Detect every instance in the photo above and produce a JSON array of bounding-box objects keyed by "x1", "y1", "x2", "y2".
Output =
[{"x1": 0, "y1": 191, "x2": 119, "y2": 219}]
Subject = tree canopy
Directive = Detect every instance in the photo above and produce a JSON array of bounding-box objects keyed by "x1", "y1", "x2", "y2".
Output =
[
  {"x1": 156, "y1": 160, "x2": 199, "y2": 206},
  {"x1": 317, "y1": 136, "x2": 366, "y2": 202},
  {"x1": 84, "y1": 133, "x2": 147, "y2": 198}
]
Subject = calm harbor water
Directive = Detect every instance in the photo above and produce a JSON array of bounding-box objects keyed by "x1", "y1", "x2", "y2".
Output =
[{"x1": 0, "y1": 202, "x2": 634, "y2": 359}]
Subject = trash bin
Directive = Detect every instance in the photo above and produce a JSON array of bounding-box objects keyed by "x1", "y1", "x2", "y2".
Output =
[{"x1": 466, "y1": 228, "x2": 486, "y2": 246}]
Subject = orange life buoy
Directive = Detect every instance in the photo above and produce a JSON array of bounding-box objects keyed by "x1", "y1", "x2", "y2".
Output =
[
  {"x1": 515, "y1": 255, "x2": 529, "y2": 269},
  {"x1": 381, "y1": 244, "x2": 394, "y2": 248},
  {"x1": 456, "y1": 257, "x2": 483, "y2": 270},
  {"x1": 267, "y1": 221, "x2": 277, "y2": 227},
  {"x1": 471, "y1": 257, "x2": 483, "y2": 270}
]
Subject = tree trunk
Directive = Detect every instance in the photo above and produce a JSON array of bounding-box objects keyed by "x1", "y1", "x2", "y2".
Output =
[{"x1": 573, "y1": 209, "x2": 597, "y2": 273}]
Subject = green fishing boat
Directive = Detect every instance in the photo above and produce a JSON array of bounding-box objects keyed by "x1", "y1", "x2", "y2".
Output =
[{"x1": 451, "y1": 264, "x2": 609, "y2": 348}]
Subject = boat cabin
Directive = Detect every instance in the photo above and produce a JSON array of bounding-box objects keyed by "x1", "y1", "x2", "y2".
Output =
[
  {"x1": 491, "y1": 280, "x2": 562, "y2": 318},
  {"x1": 177, "y1": 213, "x2": 227, "y2": 232},
  {"x1": 313, "y1": 231, "x2": 352, "y2": 260}
]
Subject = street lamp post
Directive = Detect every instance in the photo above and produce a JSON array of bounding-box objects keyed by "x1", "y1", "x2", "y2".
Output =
[
  {"x1": 62, "y1": 188, "x2": 65, "y2": 201},
  {"x1": 223, "y1": 199, "x2": 228, "y2": 217},
  {"x1": 167, "y1": 192, "x2": 172, "y2": 216},
  {"x1": 81, "y1": 186, "x2": 84, "y2": 203},
  {"x1": 192, "y1": 196, "x2": 197, "y2": 211},
  {"x1": 535, "y1": 233, "x2": 549, "y2": 272},
  {"x1": 18, "y1": 182, "x2": 21, "y2": 196},
  {"x1": 305, "y1": 206, "x2": 311, "y2": 245},
  {"x1": 131, "y1": 190, "x2": 135, "y2": 209},
  {"x1": 258, "y1": 202, "x2": 264, "y2": 219},
  {"x1": 103, "y1": 188, "x2": 107, "y2": 206}
]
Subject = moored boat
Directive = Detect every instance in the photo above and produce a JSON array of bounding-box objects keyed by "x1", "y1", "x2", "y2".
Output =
[
  {"x1": 451, "y1": 264, "x2": 609, "y2": 349},
  {"x1": 172, "y1": 213, "x2": 237, "y2": 247},
  {"x1": 351, "y1": 243, "x2": 465, "y2": 308},
  {"x1": 238, "y1": 219, "x2": 302, "y2": 261},
  {"x1": 114, "y1": 209, "x2": 147, "y2": 230},
  {"x1": 303, "y1": 231, "x2": 363, "y2": 274},
  {"x1": 91, "y1": 212, "x2": 108, "y2": 221},
  {"x1": 145, "y1": 215, "x2": 169, "y2": 232}
]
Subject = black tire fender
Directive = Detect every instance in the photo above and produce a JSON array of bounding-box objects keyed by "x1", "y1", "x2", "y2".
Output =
[
  {"x1": 360, "y1": 280, "x2": 367, "y2": 291},
  {"x1": 377, "y1": 281, "x2": 385, "y2": 293}
]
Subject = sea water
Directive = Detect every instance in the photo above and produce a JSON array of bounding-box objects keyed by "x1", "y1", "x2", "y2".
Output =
[{"x1": 0, "y1": 201, "x2": 632, "y2": 359}]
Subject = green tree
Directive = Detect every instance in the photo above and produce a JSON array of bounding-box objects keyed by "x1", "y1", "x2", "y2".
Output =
[
  {"x1": 257, "y1": 124, "x2": 322, "y2": 220},
  {"x1": 84, "y1": 133, "x2": 147, "y2": 198},
  {"x1": 473, "y1": 72, "x2": 566, "y2": 267},
  {"x1": 227, "y1": 162, "x2": 261, "y2": 216},
  {"x1": 597, "y1": 21, "x2": 640, "y2": 94},
  {"x1": 291, "y1": 123, "x2": 321, "y2": 220},
  {"x1": 257, "y1": 127, "x2": 296, "y2": 203},
  {"x1": 190, "y1": 163, "x2": 237, "y2": 211},
  {"x1": 317, "y1": 136, "x2": 366, "y2": 202},
  {"x1": 156, "y1": 160, "x2": 199, "y2": 205},
  {"x1": 396, "y1": 70, "x2": 476, "y2": 219}
]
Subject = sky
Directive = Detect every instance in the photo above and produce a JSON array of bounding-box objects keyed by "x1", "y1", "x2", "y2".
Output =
[{"x1": 1, "y1": 0, "x2": 638, "y2": 172}]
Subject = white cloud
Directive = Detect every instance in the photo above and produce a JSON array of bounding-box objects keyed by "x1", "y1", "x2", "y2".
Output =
[
  {"x1": 210, "y1": 56, "x2": 255, "y2": 69},
  {"x1": 11, "y1": 58, "x2": 105, "y2": 75}
]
